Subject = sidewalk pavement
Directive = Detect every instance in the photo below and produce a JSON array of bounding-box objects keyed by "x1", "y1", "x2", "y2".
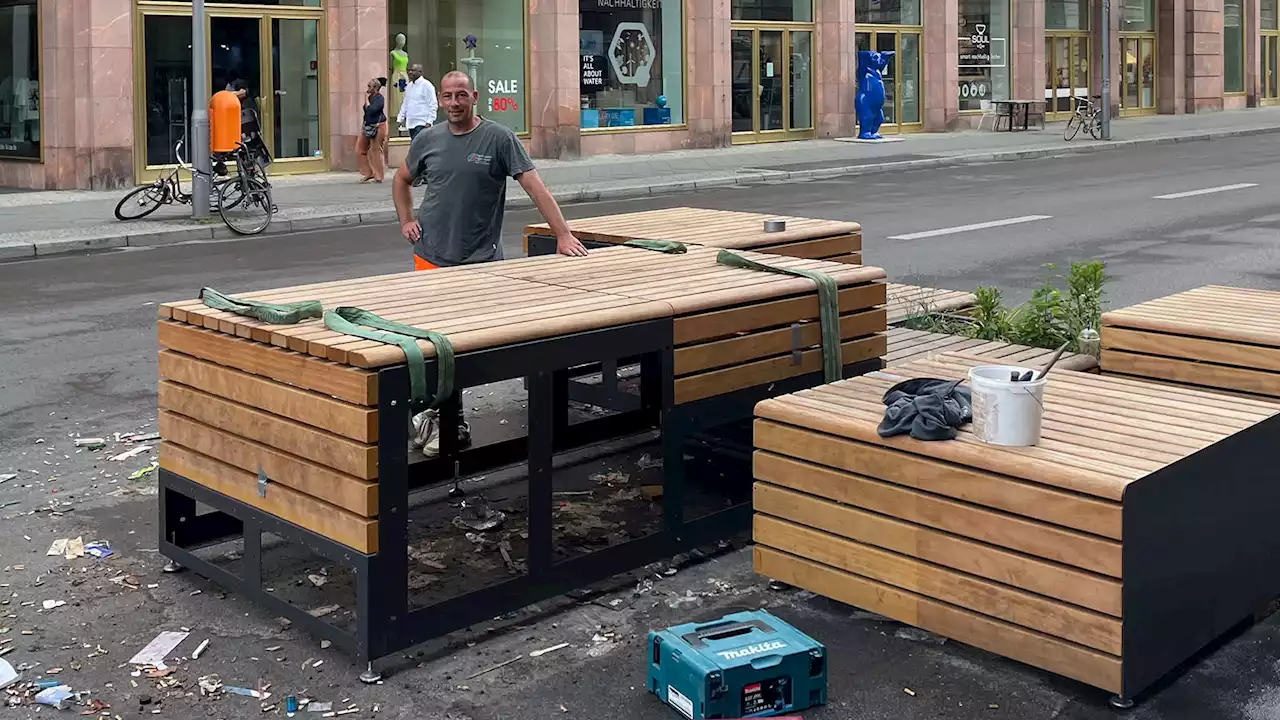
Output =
[{"x1": 4, "y1": 107, "x2": 1280, "y2": 260}]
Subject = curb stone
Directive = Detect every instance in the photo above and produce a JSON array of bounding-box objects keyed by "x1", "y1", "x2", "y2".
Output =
[{"x1": 6, "y1": 123, "x2": 1280, "y2": 261}]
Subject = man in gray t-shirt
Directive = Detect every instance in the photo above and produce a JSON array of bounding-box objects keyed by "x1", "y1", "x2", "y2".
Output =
[
  {"x1": 391, "y1": 70, "x2": 586, "y2": 456},
  {"x1": 393, "y1": 71, "x2": 585, "y2": 269}
]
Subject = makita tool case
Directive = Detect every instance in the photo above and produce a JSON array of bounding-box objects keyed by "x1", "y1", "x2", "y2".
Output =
[{"x1": 646, "y1": 610, "x2": 827, "y2": 719}]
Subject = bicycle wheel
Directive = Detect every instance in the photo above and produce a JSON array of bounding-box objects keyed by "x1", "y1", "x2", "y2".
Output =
[
  {"x1": 215, "y1": 177, "x2": 244, "y2": 212},
  {"x1": 218, "y1": 175, "x2": 274, "y2": 236},
  {"x1": 114, "y1": 183, "x2": 169, "y2": 221},
  {"x1": 1064, "y1": 113, "x2": 1082, "y2": 141},
  {"x1": 1087, "y1": 112, "x2": 1103, "y2": 140}
]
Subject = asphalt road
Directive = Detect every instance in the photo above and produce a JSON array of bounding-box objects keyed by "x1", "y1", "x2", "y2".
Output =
[{"x1": 1, "y1": 133, "x2": 1279, "y2": 719}]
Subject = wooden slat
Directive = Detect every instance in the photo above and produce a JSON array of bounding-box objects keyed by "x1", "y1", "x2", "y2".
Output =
[
  {"x1": 159, "y1": 411, "x2": 377, "y2": 517},
  {"x1": 674, "y1": 283, "x2": 887, "y2": 344},
  {"x1": 753, "y1": 420, "x2": 1122, "y2": 539},
  {"x1": 675, "y1": 334, "x2": 887, "y2": 405},
  {"x1": 1102, "y1": 327, "x2": 1280, "y2": 373},
  {"x1": 526, "y1": 207, "x2": 862, "y2": 250},
  {"x1": 754, "y1": 547, "x2": 1122, "y2": 693},
  {"x1": 160, "y1": 442, "x2": 377, "y2": 553},
  {"x1": 1101, "y1": 350, "x2": 1280, "y2": 398},
  {"x1": 674, "y1": 308, "x2": 886, "y2": 375},
  {"x1": 755, "y1": 450, "x2": 1122, "y2": 577},
  {"x1": 754, "y1": 514, "x2": 1121, "y2": 653},
  {"x1": 157, "y1": 321, "x2": 376, "y2": 405},
  {"x1": 753, "y1": 490, "x2": 1121, "y2": 616},
  {"x1": 158, "y1": 351, "x2": 378, "y2": 443},
  {"x1": 753, "y1": 234, "x2": 862, "y2": 260},
  {"x1": 158, "y1": 381, "x2": 378, "y2": 480}
]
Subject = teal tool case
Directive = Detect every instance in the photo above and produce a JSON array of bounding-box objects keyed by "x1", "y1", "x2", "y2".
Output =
[{"x1": 646, "y1": 610, "x2": 827, "y2": 718}]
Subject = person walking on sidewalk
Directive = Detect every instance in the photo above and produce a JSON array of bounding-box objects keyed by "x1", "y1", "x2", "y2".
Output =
[
  {"x1": 391, "y1": 69, "x2": 587, "y2": 457},
  {"x1": 357, "y1": 77, "x2": 389, "y2": 183},
  {"x1": 397, "y1": 64, "x2": 437, "y2": 140}
]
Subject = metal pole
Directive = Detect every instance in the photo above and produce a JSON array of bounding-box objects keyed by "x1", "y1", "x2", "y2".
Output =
[
  {"x1": 1100, "y1": 0, "x2": 1113, "y2": 140},
  {"x1": 191, "y1": 0, "x2": 211, "y2": 218}
]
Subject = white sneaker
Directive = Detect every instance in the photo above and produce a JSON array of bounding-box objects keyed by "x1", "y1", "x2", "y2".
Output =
[
  {"x1": 424, "y1": 421, "x2": 471, "y2": 458},
  {"x1": 411, "y1": 409, "x2": 437, "y2": 449}
]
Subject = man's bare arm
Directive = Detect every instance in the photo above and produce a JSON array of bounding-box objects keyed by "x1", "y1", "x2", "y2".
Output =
[
  {"x1": 392, "y1": 163, "x2": 420, "y2": 243},
  {"x1": 516, "y1": 170, "x2": 586, "y2": 257}
]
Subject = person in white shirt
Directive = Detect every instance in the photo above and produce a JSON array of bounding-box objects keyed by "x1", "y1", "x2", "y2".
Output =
[{"x1": 397, "y1": 64, "x2": 437, "y2": 140}]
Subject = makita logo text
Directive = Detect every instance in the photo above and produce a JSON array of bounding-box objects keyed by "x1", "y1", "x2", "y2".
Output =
[{"x1": 717, "y1": 640, "x2": 786, "y2": 660}]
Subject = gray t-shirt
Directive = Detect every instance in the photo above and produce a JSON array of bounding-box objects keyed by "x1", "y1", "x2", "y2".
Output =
[{"x1": 403, "y1": 118, "x2": 535, "y2": 266}]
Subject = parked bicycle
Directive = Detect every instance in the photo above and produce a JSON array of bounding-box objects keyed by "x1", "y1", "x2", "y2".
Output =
[
  {"x1": 114, "y1": 129, "x2": 274, "y2": 235},
  {"x1": 1063, "y1": 95, "x2": 1102, "y2": 141}
]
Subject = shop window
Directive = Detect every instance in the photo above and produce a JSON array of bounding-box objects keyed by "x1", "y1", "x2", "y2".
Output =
[
  {"x1": 1046, "y1": 0, "x2": 1089, "y2": 31},
  {"x1": 855, "y1": 0, "x2": 921, "y2": 26},
  {"x1": 958, "y1": 0, "x2": 1010, "y2": 111},
  {"x1": 387, "y1": 0, "x2": 527, "y2": 136},
  {"x1": 1120, "y1": 0, "x2": 1154, "y2": 33},
  {"x1": 0, "y1": 0, "x2": 39, "y2": 160},
  {"x1": 732, "y1": 0, "x2": 812, "y2": 22},
  {"x1": 1224, "y1": 0, "x2": 1245, "y2": 93},
  {"x1": 1266, "y1": 0, "x2": 1279, "y2": 31},
  {"x1": 579, "y1": 0, "x2": 684, "y2": 130}
]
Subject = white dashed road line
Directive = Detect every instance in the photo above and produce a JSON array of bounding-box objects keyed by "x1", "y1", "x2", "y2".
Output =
[
  {"x1": 886, "y1": 215, "x2": 1053, "y2": 241},
  {"x1": 1153, "y1": 183, "x2": 1258, "y2": 200}
]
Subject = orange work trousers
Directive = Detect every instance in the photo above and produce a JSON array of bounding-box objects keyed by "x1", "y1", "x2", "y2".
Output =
[{"x1": 413, "y1": 254, "x2": 438, "y2": 271}]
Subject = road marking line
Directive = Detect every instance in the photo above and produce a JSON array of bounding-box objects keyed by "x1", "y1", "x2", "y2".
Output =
[
  {"x1": 886, "y1": 215, "x2": 1053, "y2": 241},
  {"x1": 1153, "y1": 183, "x2": 1258, "y2": 200}
]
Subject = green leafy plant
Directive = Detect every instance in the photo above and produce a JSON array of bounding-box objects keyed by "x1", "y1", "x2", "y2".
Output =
[{"x1": 961, "y1": 261, "x2": 1108, "y2": 352}]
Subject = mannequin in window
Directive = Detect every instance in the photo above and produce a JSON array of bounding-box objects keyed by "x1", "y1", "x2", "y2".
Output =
[{"x1": 389, "y1": 33, "x2": 410, "y2": 125}]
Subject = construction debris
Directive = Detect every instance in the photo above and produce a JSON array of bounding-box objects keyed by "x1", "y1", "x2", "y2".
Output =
[
  {"x1": 465, "y1": 656, "x2": 522, "y2": 680},
  {"x1": 129, "y1": 631, "x2": 190, "y2": 666},
  {"x1": 108, "y1": 446, "x2": 151, "y2": 462},
  {"x1": 529, "y1": 642, "x2": 570, "y2": 658}
]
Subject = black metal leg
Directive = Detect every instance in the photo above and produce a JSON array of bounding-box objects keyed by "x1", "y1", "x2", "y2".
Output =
[
  {"x1": 657, "y1": 348, "x2": 685, "y2": 534},
  {"x1": 527, "y1": 371, "x2": 555, "y2": 575},
  {"x1": 1109, "y1": 696, "x2": 1135, "y2": 710},
  {"x1": 361, "y1": 367, "x2": 411, "y2": 664}
]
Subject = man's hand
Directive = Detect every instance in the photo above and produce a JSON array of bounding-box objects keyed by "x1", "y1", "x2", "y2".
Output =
[
  {"x1": 556, "y1": 233, "x2": 588, "y2": 257},
  {"x1": 401, "y1": 220, "x2": 422, "y2": 244}
]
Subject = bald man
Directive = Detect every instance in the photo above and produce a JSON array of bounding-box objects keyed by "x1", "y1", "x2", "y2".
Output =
[{"x1": 392, "y1": 70, "x2": 586, "y2": 457}]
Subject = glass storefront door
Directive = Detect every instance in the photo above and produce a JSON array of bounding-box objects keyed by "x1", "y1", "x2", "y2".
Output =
[
  {"x1": 133, "y1": 3, "x2": 326, "y2": 182},
  {"x1": 854, "y1": 28, "x2": 922, "y2": 133},
  {"x1": 731, "y1": 25, "x2": 815, "y2": 143},
  {"x1": 1118, "y1": 34, "x2": 1156, "y2": 115},
  {"x1": 1264, "y1": 33, "x2": 1280, "y2": 104},
  {"x1": 1044, "y1": 33, "x2": 1089, "y2": 119}
]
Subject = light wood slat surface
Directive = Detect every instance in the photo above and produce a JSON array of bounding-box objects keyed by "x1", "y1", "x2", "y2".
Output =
[
  {"x1": 1101, "y1": 286, "x2": 1280, "y2": 397},
  {"x1": 525, "y1": 207, "x2": 862, "y2": 251},
  {"x1": 1101, "y1": 286, "x2": 1280, "y2": 348},
  {"x1": 754, "y1": 353, "x2": 1280, "y2": 501},
  {"x1": 885, "y1": 284, "x2": 977, "y2": 323},
  {"x1": 160, "y1": 246, "x2": 887, "y2": 370},
  {"x1": 885, "y1": 327, "x2": 1098, "y2": 371}
]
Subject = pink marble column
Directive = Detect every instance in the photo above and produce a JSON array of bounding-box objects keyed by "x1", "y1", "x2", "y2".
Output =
[
  {"x1": 1013, "y1": 0, "x2": 1046, "y2": 108},
  {"x1": 685, "y1": 0, "x2": 732, "y2": 147},
  {"x1": 1158, "y1": 0, "x2": 1188, "y2": 112},
  {"x1": 814, "y1": 0, "x2": 857, "y2": 138},
  {"x1": 923, "y1": 0, "x2": 960, "y2": 130},
  {"x1": 527, "y1": 0, "x2": 579, "y2": 158},
  {"x1": 1187, "y1": 0, "x2": 1225, "y2": 111},
  {"x1": 0, "y1": 0, "x2": 134, "y2": 189},
  {"x1": 327, "y1": 0, "x2": 389, "y2": 172}
]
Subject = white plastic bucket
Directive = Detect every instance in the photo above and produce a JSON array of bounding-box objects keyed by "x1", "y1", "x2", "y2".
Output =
[{"x1": 968, "y1": 365, "x2": 1047, "y2": 447}]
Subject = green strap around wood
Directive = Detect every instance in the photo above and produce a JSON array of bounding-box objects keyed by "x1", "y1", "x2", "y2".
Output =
[
  {"x1": 199, "y1": 287, "x2": 323, "y2": 325},
  {"x1": 323, "y1": 306, "x2": 454, "y2": 410},
  {"x1": 623, "y1": 239, "x2": 688, "y2": 254},
  {"x1": 716, "y1": 250, "x2": 843, "y2": 383}
]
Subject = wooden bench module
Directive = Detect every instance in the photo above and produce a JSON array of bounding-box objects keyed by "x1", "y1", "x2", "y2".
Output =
[
  {"x1": 1102, "y1": 285, "x2": 1280, "y2": 397},
  {"x1": 524, "y1": 207, "x2": 864, "y2": 263},
  {"x1": 751, "y1": 352, "x2": 1280, "y2": 698}
]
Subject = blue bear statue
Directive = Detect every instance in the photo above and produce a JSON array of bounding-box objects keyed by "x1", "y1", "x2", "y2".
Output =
[{"x1": 855, "y1": 50, "x2": 895, "y2": 140}]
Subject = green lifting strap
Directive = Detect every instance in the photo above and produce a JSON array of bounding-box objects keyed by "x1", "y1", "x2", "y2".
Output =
[
  {"x1": 716, "y1": 250, "x2": 843, "y2": 383},
  {"x1": 622, "y1": 239, "x2": 688, "y2": 254},
  {"x1": 323, "y1": 307, "x2": 455, "y2": 410},
  {"x1": 199, "y1": 287, "x2": 323, "y2": 325}
]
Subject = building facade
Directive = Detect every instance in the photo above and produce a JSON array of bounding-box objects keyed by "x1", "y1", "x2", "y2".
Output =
[{"x1": 0, "y1": 0, "x2": 1273, "y2": 189}]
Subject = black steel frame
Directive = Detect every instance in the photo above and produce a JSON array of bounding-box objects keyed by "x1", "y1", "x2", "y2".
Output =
[{"x1": 1118, "y1": 413, "x2": 1280, "y2": 703}]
